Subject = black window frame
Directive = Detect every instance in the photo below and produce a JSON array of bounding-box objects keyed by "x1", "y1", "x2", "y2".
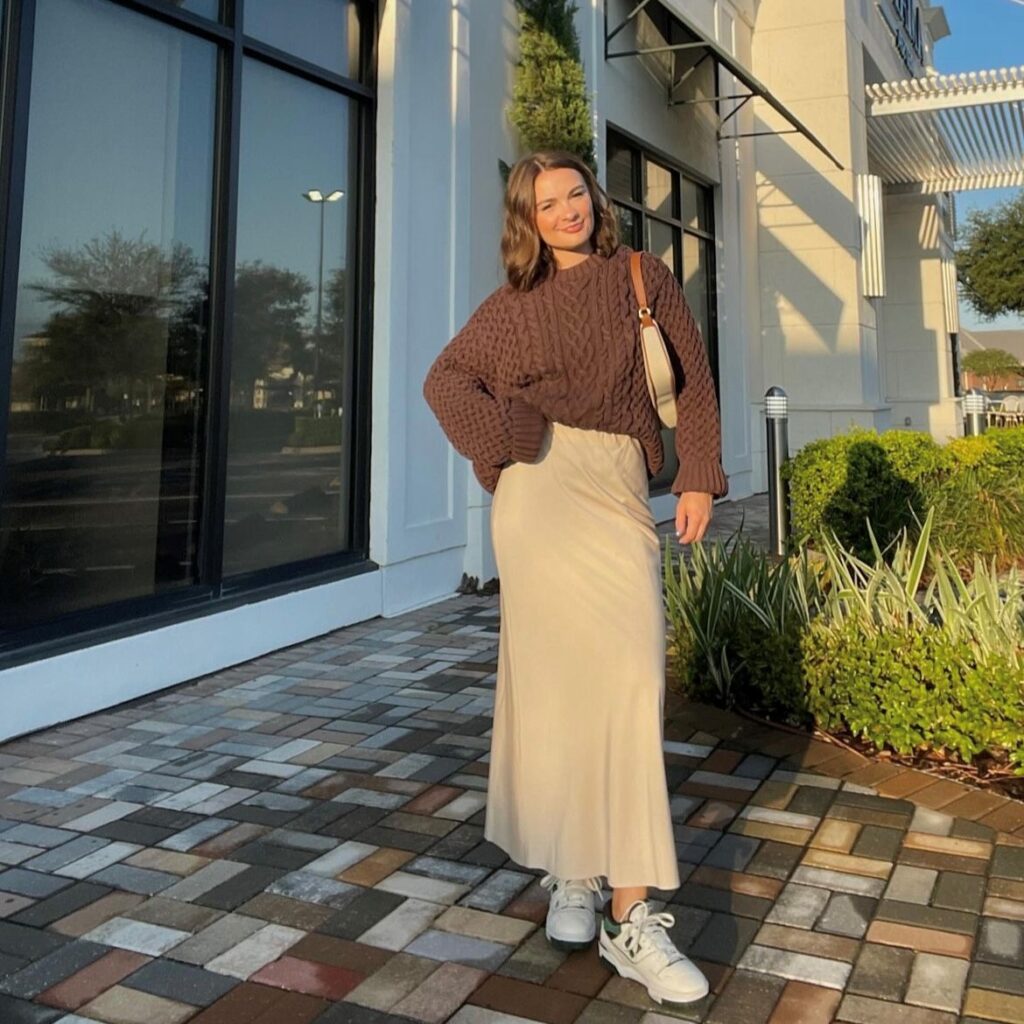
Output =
[
  {"x1": 606, "y1": 125, "x2": 718, "y2": 388},
  {"x1": 0, "y1": 0, "x2": 378, "y2": 666},
  {"x1": 606, "y1": 125, "x2": 719, "y2": 494}
]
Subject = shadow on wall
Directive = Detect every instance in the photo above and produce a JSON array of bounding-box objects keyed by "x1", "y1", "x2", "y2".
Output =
[{"x1": 755, "y1": 136, "x2": 855, "y2": 362}]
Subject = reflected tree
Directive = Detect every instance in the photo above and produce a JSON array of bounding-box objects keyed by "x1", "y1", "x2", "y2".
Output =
[
  {"x1": 232, "y1": 260, "x2": 311, "y2": 407},
  {"x1": 317, "y1": 265, "x2": 348, "y2": 401},
  {"x1": 21, "y1": 231, "x2": 206, "y2": 418}
]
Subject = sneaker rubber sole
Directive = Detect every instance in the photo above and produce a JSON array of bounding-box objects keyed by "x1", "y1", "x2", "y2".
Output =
[
  {"x1": 546, "y1": 917, "x2": 597, "y2": 951},
  {"x1": 547, "y1": 932, "x2": 595, "y2": 952},
  {"x1": 598, "y1": 931, "x2": 709, "y2": 1005}
]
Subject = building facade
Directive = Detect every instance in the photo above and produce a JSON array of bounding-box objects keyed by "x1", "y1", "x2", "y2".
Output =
[{"x1": 0, "y1": 0, "x2": 964, "y2": 740}]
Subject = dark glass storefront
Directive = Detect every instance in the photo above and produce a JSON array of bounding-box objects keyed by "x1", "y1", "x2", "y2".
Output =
[
  {"x1": 607, "y1": 127, "x2": 718, "y2": 492},
  {"x1": 0, "y1": 0, "x2": 376, "y2": 656}
]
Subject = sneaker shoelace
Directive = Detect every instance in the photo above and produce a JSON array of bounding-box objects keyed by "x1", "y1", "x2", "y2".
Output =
[
  {"x1": 540, "y1": 874, "x2": 601, "y2": 912},
  {"x1": 621, "y1": 902, "x2": 683, "y2": 965}
]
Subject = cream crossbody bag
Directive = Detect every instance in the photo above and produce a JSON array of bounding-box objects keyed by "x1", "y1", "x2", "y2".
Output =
[{"x1": 629, "y1": 252, "x2": 678, "y2": 429}]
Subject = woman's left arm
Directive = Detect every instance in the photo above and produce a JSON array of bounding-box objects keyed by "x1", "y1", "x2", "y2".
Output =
[{"x1": 643, "y1": 254, "x2": 729, "y2": 506}]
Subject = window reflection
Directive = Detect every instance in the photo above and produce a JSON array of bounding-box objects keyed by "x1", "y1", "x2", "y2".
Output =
[
  {"x1": 166, "y1": 0, "x2": 219, "y2": 19},
  {"x1": 245, "y1": 0, "x2": 361, "y2": 79},
  {"x1": 0, "y1": 0, "x2": 216, "y2": 630},
  {"x1": 681, "y1": 178, "x2": 705, "y2": 231},
  {"x1": 607, "y1": 139, "x2": 635, "y2": 201},
  {"x1": 684, "y1": 234, "x2": 710, "y2": 352},
  {"x1": 644, "y1": 159, "x2": 675, "y2": 220},
  {"x1": 646, "y1": 218, "x2": 678, "y2": 276},
  {"x1": 223, "y1": 58, "x2": 357, "y2": 577},
  {"x1": 613, "y1": 202, "x2": 640, "y2": 249}
]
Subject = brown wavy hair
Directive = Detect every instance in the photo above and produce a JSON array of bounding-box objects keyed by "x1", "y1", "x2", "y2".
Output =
[{"x1": 501, "y1": 150, "x2": 619, "y2": 292}]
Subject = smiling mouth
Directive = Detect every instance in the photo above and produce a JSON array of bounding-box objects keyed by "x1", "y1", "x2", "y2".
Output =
[{"x1": 563, "y1": 222, "x2": 584, "y2": 233}]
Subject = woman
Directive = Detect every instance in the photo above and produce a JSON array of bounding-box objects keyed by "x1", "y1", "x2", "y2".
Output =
[{"x1": 423, "y1": 150, "x2": 727, "y2": 1007}]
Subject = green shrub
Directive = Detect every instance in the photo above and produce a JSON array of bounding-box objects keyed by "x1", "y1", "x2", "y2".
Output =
[
  {"x1": 784, "y1": 428, "x2": 944, "y2": 558},
  {"x1": 663, "y1": 535, "x2": 815, "y2": 725},
  {"x1": 10, "y1": 410, "x2": 91, "y2": 433},
  {"x1": 286, "y1": 416, "x2": 342, "y2": 447},
  {"x1": 802, "y1": 620, "x2": 1024, "y2": 766},
  {"x1": 115, "y1": 417, "x2": 164, "y2": 449},
  {"x1": 44, "y1": 420, "x2": 121, "y2": 451},
  {"x1": 785, "y1": 424, "x2": 1024, "y2": 567},
  {"x1": 227, "y1": 409, "x2": 295, "y2": 452},
  {"x1": 664, "y1": 511, "x2": 1024, "y2": 770}
]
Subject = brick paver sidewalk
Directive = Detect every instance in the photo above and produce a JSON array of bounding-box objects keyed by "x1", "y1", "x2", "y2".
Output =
[{"x1": 0, "y1": 595, "x2": 1022, "y2": 1024}]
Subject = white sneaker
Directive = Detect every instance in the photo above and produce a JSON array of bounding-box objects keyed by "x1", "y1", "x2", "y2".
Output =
[
  {"x1": 540, "y1": 874, "x2": 601, "y2": 951},
  {"x1": 598, "y1": 900, "x2": 709, "y2": 1005}
]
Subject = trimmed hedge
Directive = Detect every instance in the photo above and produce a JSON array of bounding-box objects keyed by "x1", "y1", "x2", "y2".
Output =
[
  {"x1": 784, "y1": 425, "x2": 1024, "y2": 568},
  {"x1": 802, "y1": 620, "x2": 1024, "y2": 767},
  {"x1": 664, "y1": 517, "x2": 1024, "y2": 773},
  {"x1": 286, "y1": 415, "x2": 342, "y2": 448},
  {"x1": 43, "y1": 416, "x2": 197, "y2": 452}
]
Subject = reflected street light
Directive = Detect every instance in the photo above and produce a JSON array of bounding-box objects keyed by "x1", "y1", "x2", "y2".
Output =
[{"x1": 303, "y1": 187, "x2": 344, "y2": 416}]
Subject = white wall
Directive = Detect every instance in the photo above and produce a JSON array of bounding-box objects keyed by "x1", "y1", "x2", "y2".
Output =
[
  {"x1": 750, "y1": 0, "x2": 891, "y2": 465},
  {"x1": 879, "y1": 192, "x2": 961, "y2": 438},
  {"x1": 370, "y1": 0, "x2": 502, "y2": 612}
]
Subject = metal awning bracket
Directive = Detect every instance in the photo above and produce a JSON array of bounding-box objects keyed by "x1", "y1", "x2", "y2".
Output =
[
  {"x1": 669, "y1": 93, "x2": 751, "y2": 109},
  {"x1": 605, "y1": 0, "x2": 657, "y2": 56},
  {"x1": 603, "y1": 0, "x2": 845, "y2": 170},
  {"x1": 719, "y1": 128, "x2": 801, "y2": 142},
  {"x1": 718, "y1": 92, "x2": 752, "y2": 127},
  {"x1": 668, "y1": 50, "x2": 711, "y2": 102}
]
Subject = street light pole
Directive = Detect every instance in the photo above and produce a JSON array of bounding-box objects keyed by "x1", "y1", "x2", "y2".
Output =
[{"x1": 302, "y1": 188, "x2": 344, "y2": 417}]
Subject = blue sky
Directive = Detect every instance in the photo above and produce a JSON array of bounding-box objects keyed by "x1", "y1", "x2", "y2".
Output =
[{"x1": 933, "y1": 0, "x2": 1024, "y2": 331}]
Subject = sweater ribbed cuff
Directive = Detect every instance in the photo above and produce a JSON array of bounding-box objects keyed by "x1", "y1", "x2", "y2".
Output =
[
  {"x1": 671, "y1": 460, "x2": 729, "y2": 498},
  {"x1": 508, "y1": 396, "x2": 548, "y2": 463}
]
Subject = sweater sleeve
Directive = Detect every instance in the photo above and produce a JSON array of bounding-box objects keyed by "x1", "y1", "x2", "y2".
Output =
[
  {"x1": 644, "y1": 254, "x2": 729, "y2": 498},
  {"x1": 423, "y1": 291, "x2": 520, "y2": 488}
]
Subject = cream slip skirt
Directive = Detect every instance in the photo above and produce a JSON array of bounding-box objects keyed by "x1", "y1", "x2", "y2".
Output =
[{"x1": 486, "y1": 420, "x2": 680, "y2": 891}]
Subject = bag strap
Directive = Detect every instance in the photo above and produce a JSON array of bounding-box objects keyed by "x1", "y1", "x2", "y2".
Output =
[{"x1": 629, "y1": 251, "x2": 653, "y2": 323}]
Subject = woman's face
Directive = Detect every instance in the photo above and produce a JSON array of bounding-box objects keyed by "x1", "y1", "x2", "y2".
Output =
[{"x1": 533, "y1": 168, "x2": 594, "y2": 257}]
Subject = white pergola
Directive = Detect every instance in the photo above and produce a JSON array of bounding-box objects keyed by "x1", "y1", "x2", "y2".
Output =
[{"x1": 866, "y1": 66, "x2": 1024, "y2": 194}]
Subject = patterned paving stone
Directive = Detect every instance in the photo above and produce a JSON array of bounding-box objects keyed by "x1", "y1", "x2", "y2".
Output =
[
  {"x1": 404, "y1": 928, "x2": 514, "y2": 971},
  {"x1": 766, "y1": 980, "x2": 842, "y2": 1023},
  {"x1": 1, "y1": 593, "x2": 1023, "y2": 1023},
  {"x1": 78, "y1": 984, "x2": 196, "y2": 1024},
  {"x1": 836, "y1": 993, "x2": 957, "y2": 1022},
  {"x1": 816, "y1": 893, "x2": 877, "y2": 940},
  {"x1": 36, "y1": 949, "x2": 150, "y2": 1011},
  {"x1": 120, "y1": 957, "x2": 238, "y2": 1006},
  {"x1": 904, "y1": 952, "x2": 969, "y2": 1014},
  {"x1": 736, "y1": 944, "x2": 853, "y2": 990},
  {"x1": 704, "y1": 968, "x2": 785, "y2": 1023},
  {"x1": 344, "y1": 950, "x2": 440, "y2": 1011},
  {"x1": 933, "y1": 873, "x2": 987, "y2": 917},
  {"x1": 204, "y1": 922, "x2": 305, "y2": 979},
  {"x1": 0, "y1": 995, "x2": 64, "y2": 1022},
  {"x1": 165, "y1": 913, "x2": 265, "y2": 967},
  {"x1": 764, "y1": 883, "x2": 829, "y2": 930}
]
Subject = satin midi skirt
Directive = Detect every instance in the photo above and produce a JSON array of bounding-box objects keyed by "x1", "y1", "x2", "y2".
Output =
[{"x1": 486, "y1": 420, "x2": 680, "y2": 890}]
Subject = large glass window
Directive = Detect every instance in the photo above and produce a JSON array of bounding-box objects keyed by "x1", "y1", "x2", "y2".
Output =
[
  {"x1": 0, "y1": 0, "x2": 374, "y2": 650},
  {"x1": 167, "y1": 0, "x2": 220, "y2": 19},
  {"x1": 224, "y1": 59, "x2": 359, "y2": 577},
  {"x1": 607, "y1": 128, "x2": 717, "y2": 492},
  {"x1": 244, "y1": 0, "x2": 362, "y2": 78},
  {"x1": 1, "y1": 0, "x2": 216, "y2": 629}
]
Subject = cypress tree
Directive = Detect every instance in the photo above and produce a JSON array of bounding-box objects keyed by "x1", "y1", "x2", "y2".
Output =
[{"x1": 506, "y1": 0, "x2": 595, "y2": 170}]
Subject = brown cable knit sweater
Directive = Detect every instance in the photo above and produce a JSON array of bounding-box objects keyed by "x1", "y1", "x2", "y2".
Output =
[{"x1": 423, "y1": 245, "x2": 728, "y2": 498}]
